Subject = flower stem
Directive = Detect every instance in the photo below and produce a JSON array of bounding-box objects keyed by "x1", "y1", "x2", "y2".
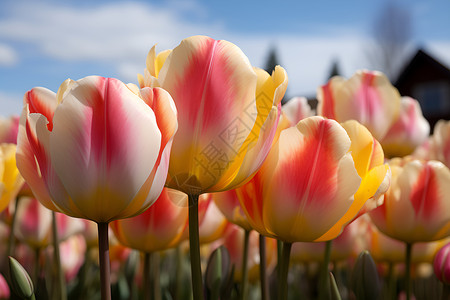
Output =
[
  {"x1": 143, "y1": 252, "x2": 151, "y2": 300},
  {"x1": 239, "y1": 229, "x2": 250, "y2": 300},
  {"x1": 405, "y1": 243, "x2": 413, "y2": 300},
  {"x1": 175, "y1": 246, "x2": 184, "y2": 300},
  {"x1": 188, "y1": 194, "x2": 203, "y2": 300},
  {"x1": 278, "y1": 242, "x2": 292, "y2": 300},
  {"x1": 259, "y1": 234, "x2": 269, "y2": 300},
  {"x1": 97, "y1": 222, "x2": 111, "y2": 300},
  {"x1": 152, "y1": 252, "x2": 161, "y2": 300},
  {"x1": 51, "y1": 212, "x2": 67, "y2": 300},
  {"x1": 318, "y1": 240, "x2": 333, "y2": 300},
  {"x1": 7, "y1": 197, "x2": 20, "y2": 256}
]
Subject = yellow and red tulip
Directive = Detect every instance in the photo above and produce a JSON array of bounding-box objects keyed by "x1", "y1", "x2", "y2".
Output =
[
  {"x1": 140, "y1": 35, "x2": 288, "y2": 194},
  {"x1": 237, "y1": 116, "x2": 389, "y2": 243},
  {"x1": 369, "y1": 158, "x2": 450, "y2": 243},
  {"x1": 111, "y1": 188, "x2": 188, "y2": 253},
  {"x1": 16, "y1": 76, "x2": 177, "y2": 222},
  {"x1": 380, "y1": 97, "x2": 430, "y2": 158},
  {"x1": 317, "y1": 70, "x2": 401, "y2": 140}
]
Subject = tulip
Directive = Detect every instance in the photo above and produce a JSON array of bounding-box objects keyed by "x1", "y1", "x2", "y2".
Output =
[
  {"x1": 282, "y1": 97, "x2": 315, "y2": 125},
  {"x1": 0, "y1": 144, "x2": 24, "y2": 213},
  {"x1": 369, "y1": 158, "x2": 450, "y2": 300},
  {"x1": 368, "y1": 219, "x2": 449, "y2": 264},
  {"x1": 16, "y1": 76, "x2": 177, "y2": 300},
  {"x1": 429, "y1": 120, "x2": 450, "y2": 168},
  {"x1": 380, "y1": 97, "x2": 430, "y2": 158},
  {"x1": 198, "y1": 194, "x2": 228, "y2": 245},
  {"x1": 434, "y1": 242, "x2": 450, "y2": 285},
  {"x1": 238, "y1": 117, "x2": 389, "y2": 243},
  {"x1": 14, "y1": 197, "x2": 84, "y2": 249},
  {"x1": 0, "y1": 115, "x2": 19, "y2": 144},
  {"x1": 139, "y1": 36, "x2": 287, "y2": 195},
  {"x1": 291, "y1": 216, "x2": 367, "y2": 264},
  {"x1": 213, "y1": 190, "x2": 252, "y2": 232},
  {"x1": 0, "y1": 273, "x2": 9, "y2": 300},
  {"x1": 46, "y1": 234, "x2": 86, "y2": 283},
  {"x1": 369, "y1": 159, "x2": 450, "y2": 244},
  {"x1": 235, "y1": 116, "x2": 389, "y2": 299},
  {"x1": 139, "y1": 35, "x2": 287, "y2": 300},
  {"x1": 111, "y1": 188, "x2": 188, "y2": 253},
  {"x1": 317, "y1": 69, "x2": 401, "y2": 140}
]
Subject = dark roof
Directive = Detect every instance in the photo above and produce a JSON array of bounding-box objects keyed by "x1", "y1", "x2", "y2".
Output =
[{"x1": 395, "y1": 49, "x2": 450, "y2": 87}]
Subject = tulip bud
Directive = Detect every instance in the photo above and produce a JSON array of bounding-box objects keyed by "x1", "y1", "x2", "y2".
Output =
[
  {"x1": 0, "y1": 273, "x2": 10, "y2": 300},
  {"x1": 8, "y1": 256, "x2": 34, "y2": 299},
  {"x1": 205, "y1": 246, "x2": 233, "y2": 300},
  {"x1": 433, "y1": 242, "x2": 450, "y2": 285},
  {"x1": 351, "y1": 251, "x2": 381, "y2": 300},
  {"x1": 329, "y1": 272, "x2": 342, "y2": 300}
]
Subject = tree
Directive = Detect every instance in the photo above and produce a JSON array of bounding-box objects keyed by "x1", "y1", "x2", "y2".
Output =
[{"x1": 366, "y1": 1, "x2": 412, "y2": 81}]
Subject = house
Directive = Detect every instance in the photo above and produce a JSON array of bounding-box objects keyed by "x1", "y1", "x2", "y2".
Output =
[{"x1": 395, "y1": 49, "x2": 450, "y2": 130}]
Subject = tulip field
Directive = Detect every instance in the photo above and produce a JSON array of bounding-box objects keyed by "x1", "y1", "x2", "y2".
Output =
[{"x1": 0, "y1": 35, "x2": 449, "y2": 300}]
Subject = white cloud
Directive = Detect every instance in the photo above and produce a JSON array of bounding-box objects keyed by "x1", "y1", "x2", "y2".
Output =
[
  {"x1": 1, "y1": 0, "x2": 449, "y2": 105},
  {"x1": 0, "y1": 44, "x2": 18, "y2": 66}
]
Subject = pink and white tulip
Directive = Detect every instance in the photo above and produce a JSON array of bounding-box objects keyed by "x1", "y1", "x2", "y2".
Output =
[
  {"x1": 317, "y1": 70, "x2": 401, "y2": 140},
  {"x1": 381, "y1": 97, "x2": 430, "y2": 158},
  {"x1": 0, "y1": 115, "x2": 19, "y2": 144},
  {"x1": 16, "y1": 76, "x2": 177, "y2": 222}
]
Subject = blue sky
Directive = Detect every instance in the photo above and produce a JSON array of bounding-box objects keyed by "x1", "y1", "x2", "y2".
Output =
[{"x1": 1, "y1": 0, "x2": 450, "y2": 116}]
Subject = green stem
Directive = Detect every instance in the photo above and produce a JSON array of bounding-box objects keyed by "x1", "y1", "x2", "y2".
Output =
[
  {"x1": 278, "y1": 242, "x2": 292, "y2": 300},
  {"x1": 318, "y1": 240, "x2": 333, "y2": 300},
  {"x1": 175, "y1": 246, "x2": 183, "y2": 300},
  {"x1": 239, "y1": 229, "x2": 250, "y2": 300},
  {"x1": 259, "y1": 234, "x2": 268, "y2": 300},
  {"x1": 443, "y1": 284, "x2": 450, "y2": 300},
  {"x1": 188, "y1": 194, "x2": 203, "y2": 300},
  {"x1": 79, "y1": 246, "x2": 92, "y2": 299},
  {"x1": 97, "y1": 222, "x2": 111, "y2": 300},
  {"x1": 405, "y1": 243, "x2": 413, "y2": 300},
  {"x1": 143, "y1": 252, "x2": 151, "y2": 300},
  {"x1": 51, "y1": 212, "x2": 67, "y2": 300},
  {"x1": 7, "y1": 197, "x2": 20, "y2": 257},
  {"x1": 387, "y1": 262, "x2": 396, "y2": 300},
  {"x1": 33, "y1": 248, "x2": 41, "y2": 289},
  {"x1": 152, "y1": 252, "x2": 161, "y2": 300}
]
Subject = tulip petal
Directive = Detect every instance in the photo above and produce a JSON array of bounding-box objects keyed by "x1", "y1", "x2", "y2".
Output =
[
  {"x1": 160, "y1": 36, "x2": 258, "y2": 193},
  {"x1": 49, "y1": 76, "x2": 161, "y2": 222},
  {"x1": 16, "y1": 105, "x2": 60, "y2": 211},
  {"x1": 262, "y1": 117, "x2": 361, "y2": 242},
  {"x1": 334, "y1": 71, "x2": 400, "y2": 140}
]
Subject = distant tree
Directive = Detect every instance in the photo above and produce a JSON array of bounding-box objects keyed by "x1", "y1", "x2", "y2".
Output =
[
  {"x1": 264, "y1": 46, "x2": 279, "y2": 75},
  {"x1": 366, "y1": 1, "x2": 412, "y2": 81},
  {"x1": 328, "y1": 59, "x2": 341, "y2": 79},
  {"x1": 264, "y1": 46, "x2": 288, "y2": 104}
]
